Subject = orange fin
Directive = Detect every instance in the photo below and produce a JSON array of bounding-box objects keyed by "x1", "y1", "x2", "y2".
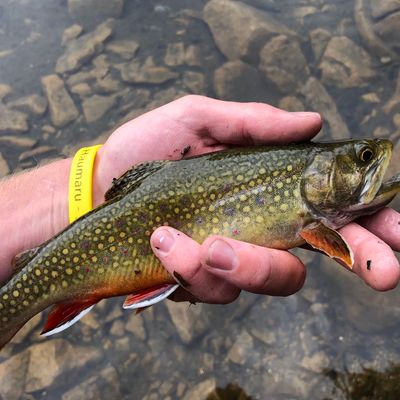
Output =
[
  {"x1": 41, "y1": 299, "x2": 98, "y2": 336},
  {"x1": 123, "y1": 284, "x2": 178, "y2": 310},
  {"x1": 300, "y1": 223, "x2": 354, "y2": 269}
]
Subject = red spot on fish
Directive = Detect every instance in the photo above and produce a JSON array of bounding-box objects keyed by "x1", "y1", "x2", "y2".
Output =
[
  {"x1": 233, "y1": 229, "x2": 239, "y2": 236},
  {"x1": 86, "y1": 267, "x2": 90, "y2": 273}
]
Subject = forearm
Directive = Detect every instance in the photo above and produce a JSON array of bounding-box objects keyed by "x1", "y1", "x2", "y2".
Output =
[{"x1": 0, "y1": 158, "x2": 72, "y2": 280}]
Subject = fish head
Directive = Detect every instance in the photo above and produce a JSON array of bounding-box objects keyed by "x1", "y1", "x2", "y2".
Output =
[{"x1": 302, "y1": 139, "x2": 393, "y2": 226}]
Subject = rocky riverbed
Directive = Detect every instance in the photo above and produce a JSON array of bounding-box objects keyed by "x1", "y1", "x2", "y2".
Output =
[{"x1": 0, "y1": 0, "x2": 399, "y2": 399}]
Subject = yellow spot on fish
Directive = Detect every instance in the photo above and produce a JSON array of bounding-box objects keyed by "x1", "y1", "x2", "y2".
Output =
[
  {"x1": 244, "y1": 216, "x2": 251, "y2": 224},
  {"x1": 91, "y1": 256, "x2": 98, "y2": 263},
  {"x1": 273, "y1": 171, "x2": 279, "y2": 177},
  {"x1": 23, "y1": 300, "x2": 29, "y2": 306},
  {"x1": 293, "y1": 189, "x2": 300, "y2": 198},
  {"x1": 259, "y1": 168, "x2": 266, "y2": 174},
  {"x1": 277, "y1": 182, "x2": 283, "y2": 189},
  {"x1": 98, "y1": 267, "x2": 105, "y2": 274},
  {"x1": 108, "y1": 236, "x2": 115, "y2": 243},
  {"x1": 212, "y1": 217, "x2": 219, "y2": 224},
  {"x1": 137, "y1": 238, "x2": 143, "y2": 244},
  {"x1": 210, "y1": 193, "x2": 216, "y2": 200},
  {"x1": 51, "y1": 271, "x2": 58, "y2": 278},
  {"x1": 106, "y1": 223, "x2": 112, "y2": 229},
  {"x1": 50, "y1": 284, "x2": 56, "y2": 292},
  {"x1": 239, "y1": 194, "x2": 247, "y2": 202},
  {"x1": 209, "y1": 205, "x2": 215, "y2": 212},
  {"x1": 197, "y1": 186, "x2": 204, "y2": 193},
  {"x1": 256, "y1": 215, "x2": 264, "y2": 223},
  {"x1": 98, "y1": 243, "x2": 104, "y2": 250},
  {"x1": 199, "y1": 228, "x2": 206, "y2": 237},
  {"x1": 236, "y1": 175, "x2": 244, "y2": 181},
  {"x1": 209, "y1": 176, "x2": 216, "y2": 181},
  {"x1": 186, "y1": 213, "x2": 191, "y2": 219},
  {"x1": 168, "y1": 190, "x2": 175, "y2": 196},
  {"x1": 35, "y1": 269, "x2": 41, "y2": 276},
  {"x1": 212, "y1": 227, "x2": 220, "y2": 234},
  {"x1": 274, "y1": 195, "x2": 281, "y2": 202},
  {"x1": 286, "y1": 178, "x2": 291, "y2": 184},
  {"x1": 62, "y1": 280, "x2": 68, "y2": 288},
  {"x1": 12, "y1": 290, "x2": 19, "y2": 297},
  {"x1": 128, "y1": 237, "x2": 133, "y2": 244},
  {"x1": 62, "y1": 248, "x2": 69, "y2": 255},
  {"x1": 268, "y1": 206, "x2": 276, "y2": 213},
  {"x1": 45, "y1": 261, "x2": 50, "y2": 267},
  {"x1": 155, "y1": 216, "x2": 161, "y2": 223},
  {"x1": 73, "y1": 256, "x2": 79, "y2": 263},
  {"x1": 71, "y1": 242, "x2": 76, "y2": 249},
  {"x1": 198, "y1": 199, "x2": 204, "y2": 205},
  {"x1": 110, "y1": 246, "x2": 116, "y2": 252},
  {"x1": 287, "y1": 165, "x2": 293, "y2": 172},
  {"x1": 280, "y1": 204, "x2": 288, "y2": 211},
  {"x1": 119, "y1": 232, "x2": 126, "y2": 238},
  {"x1": 66, "y1": 268, "x2": 73, "y2": 275},
  {"x1": 24, "y1": 287, "x2": 30, "y2": 294},
  {"x1": 243, "y1": 206, "x2": 251, "y2": 213},
  {"x1": 174, "y1": 207, "x2": 180, "y2": 214},
  {"x1": 16, "y1": 283, "x2": 22, "y2": 289},
  {"x1": 284, "y1": 190, "x2": 290, "y2": 197},
  {"x1": 22, "y1": 274, "x2": 27, "y2": 281}
]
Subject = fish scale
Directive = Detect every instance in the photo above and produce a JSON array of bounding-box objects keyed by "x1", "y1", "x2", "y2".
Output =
[{"x1": 0, "y1": 139, "x2": 398, "y2": 348}]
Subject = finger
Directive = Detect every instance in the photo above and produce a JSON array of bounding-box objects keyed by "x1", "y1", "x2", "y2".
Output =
[
  {"x1": 199, "y1": 236, "x2": 306, "y2": 296},
  {"x1": 339, "y1": 223, "x2": 400, "y2": 291},
  {"x1": 150, "y1": 227, "x2": 240, "y2": 304},
  {"x1": 171, "y1": 95, "x2": 322, "y2": 145},
  {"x1": 357, "y1": 208, "x2": 400, "y2": 251}
]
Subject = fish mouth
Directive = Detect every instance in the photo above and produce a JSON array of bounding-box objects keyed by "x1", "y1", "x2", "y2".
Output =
[{"x1": 358, "y1": 140, "x2": 393, "y2": 205}]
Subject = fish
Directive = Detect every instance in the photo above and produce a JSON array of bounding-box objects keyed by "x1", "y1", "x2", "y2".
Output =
[{"x1": 0, "y1": 139, "x2": 399, "y2": 349}]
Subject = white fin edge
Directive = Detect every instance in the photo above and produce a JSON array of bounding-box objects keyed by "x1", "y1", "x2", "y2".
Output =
[
  {"x1": 41, "y1": 305, "x2": 95, "y2": 337},
  {"x1": 123, "y1": 284, "x2": 179, "y2": 310}
]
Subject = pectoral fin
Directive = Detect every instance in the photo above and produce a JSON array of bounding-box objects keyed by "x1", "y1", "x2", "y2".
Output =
[
  {"x1": 300, "y1": 223, "x2": 354, "y2": 269},
  {"x1": 123, "y1": 284, "x2": 178, "y2": 310},
  {"x1": 41, "y1": 299, "x2": 98, "y2": 336}
]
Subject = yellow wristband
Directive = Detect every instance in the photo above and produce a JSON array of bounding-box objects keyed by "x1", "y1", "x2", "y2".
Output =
[{"x1": 68, "y1": 145, "x2": 102, "y2": 223}]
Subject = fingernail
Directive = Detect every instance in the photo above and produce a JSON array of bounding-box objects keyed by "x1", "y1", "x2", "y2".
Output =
[
  {"x1": 152, "y1": 229, "x2": 175, "y2": 255},
  {"x1": 206, "y1": 239, "x2": 237, "y2": 270},
  {"x1": 292, "y1": 111, "x2": 321, "y2": 119}
]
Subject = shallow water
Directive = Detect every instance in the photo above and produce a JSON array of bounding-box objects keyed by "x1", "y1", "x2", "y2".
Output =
[{"x1": 0, "y1": 0, "x2": 399, "y2": 399}]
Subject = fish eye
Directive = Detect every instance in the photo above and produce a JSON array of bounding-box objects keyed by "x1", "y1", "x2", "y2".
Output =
[{"x1": 359, "y1": 147, "x2": 374, "y2": 162}]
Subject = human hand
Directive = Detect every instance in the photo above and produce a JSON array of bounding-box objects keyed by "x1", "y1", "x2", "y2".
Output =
[{"x1": 93, "y1": 95, "x2": 399, "y2": 304}]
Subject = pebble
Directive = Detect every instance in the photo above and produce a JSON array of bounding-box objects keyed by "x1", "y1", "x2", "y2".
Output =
[
  {"x1": 106, "y1": 39, "x2": 139, "y2": 60},
  {"x1": 125, "y1": 313, "x2": 147, "y2": 341},
  {"x1": 226, "y1": 330, "x2": 254, "y2": 365},
  {"x1": 182, "y1": 71, "x2": 206, "y2": 94},
  {"x1": 82, "y1": 94, "x2": 117, "y2": 123},
  {"x1": 0, "y1": 106, "x2": 29, "y2": 132},
  {"x1": 164, "y1": 42, "x2": 186, "y2": 66},
  {"x1": 61, "y1": 24, "x2": 83, "y2": 46},
  {"x1": 182, "y1": 378, "x2": 216, "y2": 400},
  {"x1": 0, "y1": 135, "x2": 37, "y2": 147},
  {"x1": 41, "y1": 74, "x2": 79, "y2": 127},
  {"x1": 7, "y1": 94, "x2": 47, "y2": 116}
]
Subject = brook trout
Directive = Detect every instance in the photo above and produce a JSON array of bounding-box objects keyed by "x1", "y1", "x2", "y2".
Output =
[{"x1": 0, "y1": 139, "x2": 399, "y2": 348}]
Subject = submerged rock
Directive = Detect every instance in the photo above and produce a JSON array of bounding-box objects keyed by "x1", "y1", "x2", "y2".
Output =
[
  {"x1": 259, "y1": 35, "x2": 309, "y2": 93},
  {"x1": 41, "y1": 74, "x2": 79, "y2": 127},
  {"x1": 214, "y1": 60, "x2": 268, "y2": 101},
  {"x1": 82, "y1": 94, "x2": 117, "y2": 123},
  {"x1": 0, "y1": 83, "x2": 12, "y2": 102},
  {"x1": 68, "y1": 0, "x2": 124, "y2": 20},
  {"x1": 0, "y1": 106, "x2": 29, "y2": 132},
  {"x1": 182, "y1": 378, "x2": 216, "y2": 400},
  {"x1": 106, "y1": 39, "x2": 139, "y2": 60},
  {"x1": 203, "y1": 0, "x2": 296, "y2": 60},
  {"x1": 8, "y1": 94, "x2": 47, "y2": 116},
  {"x1": 61, "y1": 24, "x2": 83, "y2": 46},
  {"x1": 319, "y1": 36, "x2": 375, "y2": 88},
  {"x1": 301, "y1": 77, "x2": 350, "y2": 140},
  {"x1": 164, "y1": 42, "x2": 186, "y2": 66},
  {"x1": 0, "y1": 152, "x2": 10, "y2": 177},
  {"x1": 183, "y1": 71, "x2": 206, "y2": 94},
  {"x1": 56, "y1": 19, "x2": 114, "y2": 74}
]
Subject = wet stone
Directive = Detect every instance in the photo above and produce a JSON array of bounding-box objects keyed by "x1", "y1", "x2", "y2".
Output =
[
  {"x1": 259, "y1": 35, "x2": 309, "y2": 93},
  {"x1": 61, "y1": 24, "x2": 83, "y2": 46},
  {"x1": 41, "y1": 74, "x2": 79, "y2": 127},
  {"x1": 309, "y1": 28, "x2": 331, "y2": 62},
  {"x1": 182, "y1": 71, "x2": 206, "y2": 94},
  {"x1": 125, "y1": 313, "x2": 147, "y2": 341},
  {"x1": 164, "y1": 42, "x2": 186, "y2": 66},
  {"x1": 0, "y1": 135, "x2": 37, "y2": 148},
  {"x1": 182, "y1": 378, "x2": 216, "y2": 400},
  {"x1": 66, "y1": 71, "x2": 93, "y2": 87},
  {"x1": 204, "y1": 0, "x2": 296, "y2": 61},
  {"x1": 106, "y1": 39, "x2": 139, "y2": 60},
  {"x1": 214, "y1": 60, "x2": 268, "y2": 102},
  {"x1": 227, "y1": 330, "x2": 254, "y2": 365},
  {"x1": 71, "y1": 82, "x2": 92, "y2": 96},
  {"x1": 278, "y1": 96, "x2": 305, "y2": 112},
  {"x1": 95, "y1": 74, "x2": 122, "y2": 93},
  {"x1": 120, "y1": 57, "x2": 178, "y2": 84},
  {"x1": 26, "y1": 339, "x2": 102, "y2": 392},
  {"x1": 110, "y1": 319, "x2": 125, "y2": 337},
  {"x1": 82, "y1": 94, "x2": 117, "y2": 123},
  {"x1": 301, "y1": 77, "x2": 350, "y2": 139},
  {"x1": 301, "y1": 351, "x2": 331, "y2": 373},
  {"x1": 185, "y1": 44, "x2": 202, "y2": 67},
  {"x1": 319, "y1": 36, "x2": 375, "y2": 88},
  {"x1": 0, "y1": 106, "x2": 29, "y2": 132},
  {"x1": 0, "y1": 83, "x2": 12, "y2": 101},
  {"x1": 68, "y1": 0, "x2": 124, "y2": 20},
  {"x1": 55, "y1": 19, "x2": 115, "y2": 74},
  {"x1": 0, "y1": 350, "x2": 30, "y2": 400},
  {"x1": 165, "y1": 301, "x2": 210, "y2": 344},
  {"x1": 0, "y1": 152, "x2": 10, "y2": 177},
  {"x1": 7, "y1": 94, "x2": 47, "y2": 116}
]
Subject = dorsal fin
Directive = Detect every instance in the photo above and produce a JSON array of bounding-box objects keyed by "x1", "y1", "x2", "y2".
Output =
[{"x1": 105, "y1": 160, "x2": 169, "y2": 202}]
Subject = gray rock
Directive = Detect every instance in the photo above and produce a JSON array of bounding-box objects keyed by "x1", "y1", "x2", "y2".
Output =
[
  {"x1": 41, "y1": 74, "x2": 79, "y2": 127},
  {"x1": 301, "y1": 351, "x2": 331, "y2": 373},
  {"x1": 0, "y1": 152, "x2": 10, "y2": 177},
  {"x1": 0, "y1": 135, "x2": 37, "y2": 148},
  {"x1": 0, "y1": 350, "x2": 30, "y2": 400},
  {"x1": 68, "y1": 0, "x2": 124, "y2": 20},
  {"x1": 320, "y1": 36, "x2": 375, "y2": 88},
  {"x1": 354, "y1": 0, "x2": 400, "y2": 61},
  {"x1": 309, "y1": 28, "x2": 331, "y2": 62},
  {"x1": 0, "y1": 83, "x2": 12, "y2": 102},
  {"x1": 278, "y1": 96, "x2": 305, "y2": 112},
  {"x1": 259, "y1": 35, "x2": 309, "y2": 93},
  {"x1": 182, "y1": 378, "x2": 216, "y2": 400},
  {"x1": 125, "y1": 313, "x2": 147, "y2": 341},
  {"x1": 0, "y1": 106, "x2": 29, "y2": 132},
  {"x1": 66, "y1": 71, "x2": 93, "y2": 87},
  {"x1": 56, "y1": 19, "x2": 114, "y2": 74},
  {"x1": 214, "y1": 60, "x2": 268, "y2": 101},
  {"x1": 164, "y1": 42, "x2": 186, "y2": 66},
  {"x1": 203, "y1": 0, "x2": 296, "y2": 60},
  {"x1": 185, "y1": 45, "x2": 203, "y2": 67},
  {"x1": 120, "y1": 57, "x2": 178, "y2": 84},
  {"x1": 301, "y1": 77, "x2": 350, "y2": 139},
  {"x1": 71, "y1": 82, "x2": 92, "y2": 96},
  {"x1": 106, "y1": 39, "x2": 139, "y2": 60},
  {"x1": 165, "y1": 301, "x2": 210, "y2": 344},
  {"x1": 82, "y1": 94, "x2": 116, "y2": 123},
  {"x1": 95, "y1": 74, "x2": 122, "y2": 93},
  {"x1": 7, "y1": 94, "x2": 47, "y2": 116},
  {"x1": 182, "y1": 71, "x2": 206, "y2": 94},
  {"x1": 61, "y1": 24, "x2": 83, "y2": 46},
  {"x1": 227, "y1": 330, "x2": 254, "y2": 365},
  {"x1": 26, "y1": 339, "x2": 102, "y2": 392}
]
